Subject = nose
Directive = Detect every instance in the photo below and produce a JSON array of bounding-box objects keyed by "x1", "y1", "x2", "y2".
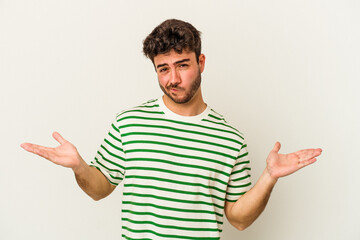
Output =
[{"x1": 169, "y1": 69, "x2": 181, "y2": 85}]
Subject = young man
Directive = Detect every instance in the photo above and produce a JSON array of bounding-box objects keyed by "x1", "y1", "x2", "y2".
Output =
[{"x1": 21, "y1": 19, "x2": 322, "y2": 239}]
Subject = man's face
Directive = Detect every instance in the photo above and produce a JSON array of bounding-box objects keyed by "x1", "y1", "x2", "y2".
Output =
[{"x1": 154, "y1": 50, "x2": 205, "y2": 104}]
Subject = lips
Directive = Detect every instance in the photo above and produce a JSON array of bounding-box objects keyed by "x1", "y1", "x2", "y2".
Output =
[{"x1": 167, "y1": 86, "x2": 182, "y2": 92}]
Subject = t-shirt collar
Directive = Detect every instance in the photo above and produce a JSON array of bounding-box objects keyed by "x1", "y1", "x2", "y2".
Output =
[{"x1": 158, "y1": 96, "x2": 210, "y2": 123}]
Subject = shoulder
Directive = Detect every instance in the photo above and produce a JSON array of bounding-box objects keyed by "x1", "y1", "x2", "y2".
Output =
[
  {"x1": 203, "y1": 107, "x2": 245, "y2": 143},
  {"x1": 114, "y1": 98, "x2": 162, "y2": 121}
]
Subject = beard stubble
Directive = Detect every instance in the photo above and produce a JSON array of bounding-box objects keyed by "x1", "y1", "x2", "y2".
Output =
[{"x1": 159, "y1": 69, "x2": 202, "y2": 104}]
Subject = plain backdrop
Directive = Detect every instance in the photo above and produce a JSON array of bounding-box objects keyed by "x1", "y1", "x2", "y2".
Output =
[{"x1": 1, "y1": 0, "x2": 359, "y2": 239}]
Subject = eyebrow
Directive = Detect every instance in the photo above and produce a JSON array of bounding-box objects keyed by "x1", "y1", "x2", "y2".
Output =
[{"x1": 156, "y1": 58, "x2": 191, "y2": 69}]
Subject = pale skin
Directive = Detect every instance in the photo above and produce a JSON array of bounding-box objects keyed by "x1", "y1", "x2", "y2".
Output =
[{"x1": 21, "y1": 50, "x2": 322, "y2": 230}]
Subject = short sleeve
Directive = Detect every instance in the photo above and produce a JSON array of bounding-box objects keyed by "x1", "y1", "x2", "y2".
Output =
[
  {"x1": 90, "y1": 117, "x2": 126, "y2": 186},
  {"x1": 225, "y1": 141, "x2": 252, "y2": 202}
]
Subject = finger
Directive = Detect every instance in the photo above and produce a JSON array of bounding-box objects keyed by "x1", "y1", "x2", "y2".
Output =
[
  {"x1": 21, "y1": 143, "x2": 51, "y2": 152},
  {"x1": 52, "y1": 132, "x2": 67, "y2": 145},
  {"x1": 296, "y1": 148, "x2": 322, "y2": 160},
  {"x1": 272, "y1": 142, "x2": 281, "y2": 153},
  {"x1": 21, "y1": 143, "x2": 53, "y2": 159},
  {"x1": 298, "y1": 157, "x2": 317, "y2": 169}
]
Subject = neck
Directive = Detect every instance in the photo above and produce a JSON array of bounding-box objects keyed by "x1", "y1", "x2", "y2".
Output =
[{"x1": 162, "y1": 89, "x2": 207, "y2": 116}]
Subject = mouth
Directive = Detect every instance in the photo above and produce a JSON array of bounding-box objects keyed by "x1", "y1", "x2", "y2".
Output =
[
  {"x1": 170, "y1": 87, "x2": 178, "y2": 92},
  {"x1": 167, "y1": 86, "x2": 182, "y2": 93}
]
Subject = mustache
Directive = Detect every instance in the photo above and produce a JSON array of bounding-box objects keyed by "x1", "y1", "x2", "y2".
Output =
[{"x1": 166, "y1": 83, "x2": 184, "y2": 90}]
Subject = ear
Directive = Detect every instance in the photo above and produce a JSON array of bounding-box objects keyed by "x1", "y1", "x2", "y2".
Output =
[{"x1": 198, "y1": 54, "x2": 205, "y2": 73}]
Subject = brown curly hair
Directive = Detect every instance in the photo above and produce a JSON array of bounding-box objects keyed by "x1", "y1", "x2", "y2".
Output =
[{"x1": 143, "y1": 19, "x2": 202, "y2": 63}]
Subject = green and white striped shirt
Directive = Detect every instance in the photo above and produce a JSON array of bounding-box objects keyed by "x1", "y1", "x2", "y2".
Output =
[{"x1": 91, "y1": 97, "x2": 252, "y2": 239}]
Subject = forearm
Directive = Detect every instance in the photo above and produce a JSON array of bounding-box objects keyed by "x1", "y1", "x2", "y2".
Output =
[
  {"x1": 73, "y1": 158, "x2": 114, "y2": 201},
  {"x1": 226, "y1": 168, "x2": 277, "y2": 230}
]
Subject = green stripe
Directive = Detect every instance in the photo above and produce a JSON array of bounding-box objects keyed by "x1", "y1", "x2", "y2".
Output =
[
  {"x1": 90, "y1": 165, "x2": 119, "y2": 185},
  {"x1": 125, "y1": 149, "x2": 233, "y2": 169},
  {"x1": 231, "y1": 174, "x2": 251, "y2": 182},
  {"x1": 226, "y1": 191, "x2": 248, "y2": 196},
  {"x1": 104, "y1": 138, "x2": 123, "y2": 152},
  {"x1": 108, "y1": 131, "x2": 122, "y2": 144},
  {"x1": 209, "y1": 109, "x2": 224, "y2": 118},
  {"x1": 122, "y1": 131, "x2": 239, "y2": 152},
  {"x1": 126, "y1": 166, "x2": 228, "y2": 185},
  {"x1": 118, "y1": 120, "x2": 242, "y2": 145},
  {"x1": 100, "y1": 144, "x2": 125, "y2": 161},
  {"x1": 237, "y1": 152, "x2": 248, "y2": 160},
  {"x1": 234, "y1": 160, "x2": 250, "y2": 167},
  {"x1": 122, "y1": 201, "x2": 222, "y2": 217},
  {"x1": 121, "y1": 209, "x2": 219, "y2": 223},
  {"x1": 111, "y1": 123, "x2": 120, "y2": 133},
  {"x1": 208, "y1": 113, "x2": 224, "y2": 121},
  {"x1": 96, "y1": 151, "x2": 125, "y2": 170},
  {"x1": 125, "y1": 175, "x2": 226, "y2": 194},
  {"x1": 122, "y1": 226, "x2": 220, "y2": 240},
  {"x1": 142, "y1": 99, "x2": 157, "y2": 104},
  {"x1": 123, "y1": 140, "x2": 236, "y2": 160},
  {"x1": 124, "y1": 183, "x2": 225, "y2": 202},
  {"x1": 126, "y1": 158, "x2": 230, "y2": 178},
  {"x1": 136, "y1": 104, "x2": 160, "y2": 108},
  {"x1": 227, "y1": 182, "x2": 252, "y2": 188},
  {"x1": 93, "y1": 157, "x2": 123, "y2": 181},
  {"x1": 93, "y1": 156, "x2": 123, "y2": 175},
  {"x1": 121, "y1": 109, "x2": 164, "y2": 115},
  {"x1": 202, "y1": 118, "x2": 243, "y2": 139},
  {"x1": 122, "y1": 234, "x2": 152, "y2": 240},
  {"x1": 123, "y1": 192, "x2": 224, "y2": 210},
  {"x1": 231, "y1": 167, "x2": 251, "y2": 175},
  {"x1": 122, "y1": 234, "x2": 151, "y2": 240},
  {"x1": 121, "y1": 218, "x2": 219, "y2": 232},
  {"x1": 117, "y1": 112, "x2": 231, "y2": 134}
]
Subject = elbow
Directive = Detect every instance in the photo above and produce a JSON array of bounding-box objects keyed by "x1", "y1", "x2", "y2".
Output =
[
  {"x1": 90, "y1": 194, "x2": 105, "y2": 201},
  {"x1": 234, "y1": 223, "x2": 250, "y2": 231},
  {"x1": 89, "y1": 189, "x2": 113, "y2": 201},
  {"x1": 230, "y1": 221, "x2": 252, "y2": 231}
]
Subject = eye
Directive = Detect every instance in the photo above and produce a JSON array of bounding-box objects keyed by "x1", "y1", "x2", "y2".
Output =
[
  {"x1": 159, "y1": 67, "x2": 168, "y2": 73},
  {"x1": 179, "y1": 64, "x2": 189, "y2": 68}
]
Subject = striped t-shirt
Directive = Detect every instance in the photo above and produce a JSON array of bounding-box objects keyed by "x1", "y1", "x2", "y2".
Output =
[{"x1": 90, "y1": 97, "x2": 252, "y2": 239}]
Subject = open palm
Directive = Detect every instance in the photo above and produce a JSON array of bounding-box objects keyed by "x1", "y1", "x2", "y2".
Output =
[
  {"x1": 266, "y1": 142, "x2": 322, "y2": 179},
  {"x1": 21, "y1": 132, "x2": 81, "y2": 169}
]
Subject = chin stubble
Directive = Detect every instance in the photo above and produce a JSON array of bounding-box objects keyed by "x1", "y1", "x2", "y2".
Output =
[{"x1": 159, "y1": 70, "x2": 202, "y2": 104}]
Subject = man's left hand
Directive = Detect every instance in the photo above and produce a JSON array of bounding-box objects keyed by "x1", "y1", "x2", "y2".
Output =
[{"x1": 266, "y1": 142, "x2": 322, "y2": 180}]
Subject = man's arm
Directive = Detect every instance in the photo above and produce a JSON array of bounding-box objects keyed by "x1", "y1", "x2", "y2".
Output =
[
  {"x1": 72, "y1": 159, "x2": 116, "y2": 201},
  {"x1": 21, "y1": 132, "x2": 115, "y2": 200},
  {"x1": 225, "y1": 142, "x2": 322, "y2": 230}
]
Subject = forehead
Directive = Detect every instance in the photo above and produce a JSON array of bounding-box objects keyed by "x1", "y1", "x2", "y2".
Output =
[{"x1": 153, "y1": 50, "x2": 196, "y2": 66}]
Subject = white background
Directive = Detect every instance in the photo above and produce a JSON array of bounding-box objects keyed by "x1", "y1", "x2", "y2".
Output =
[{"x1": 1, "y1": 0, "x2": 359, "y2": 239}]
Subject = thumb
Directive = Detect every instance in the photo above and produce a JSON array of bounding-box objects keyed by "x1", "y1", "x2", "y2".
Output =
[
  {"x1": 272, "y1": 142, "x2": 281, "y2": 153},
  {"x1": 52, "y1": 132, "x2": 67, "y2": 145}
]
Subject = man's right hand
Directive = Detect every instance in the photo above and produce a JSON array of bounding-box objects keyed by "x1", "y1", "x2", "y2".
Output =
[
  {"x1": 21, "y1": 131, "x2": 116, "y2": 200},
  {"x1": 21, "y1": 132, "x2": 82, "y2": 171}
]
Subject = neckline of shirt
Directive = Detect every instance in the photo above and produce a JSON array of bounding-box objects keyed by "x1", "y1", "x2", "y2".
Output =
[{"x1": 157, "y1": 96, "x2": 210, "y2": 123}]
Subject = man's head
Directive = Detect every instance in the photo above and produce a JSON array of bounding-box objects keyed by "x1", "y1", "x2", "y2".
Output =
[
  {"x1": 143, "y1": 19, "x2": 202, "y2": 63},
  {"x1": 143, "y1": 19, "x2": 205, "y2": 107}
]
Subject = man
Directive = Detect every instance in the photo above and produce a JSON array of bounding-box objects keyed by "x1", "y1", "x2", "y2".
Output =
[{"x1": 21, "y1": 19, "x2": 322, "y2": 239}]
